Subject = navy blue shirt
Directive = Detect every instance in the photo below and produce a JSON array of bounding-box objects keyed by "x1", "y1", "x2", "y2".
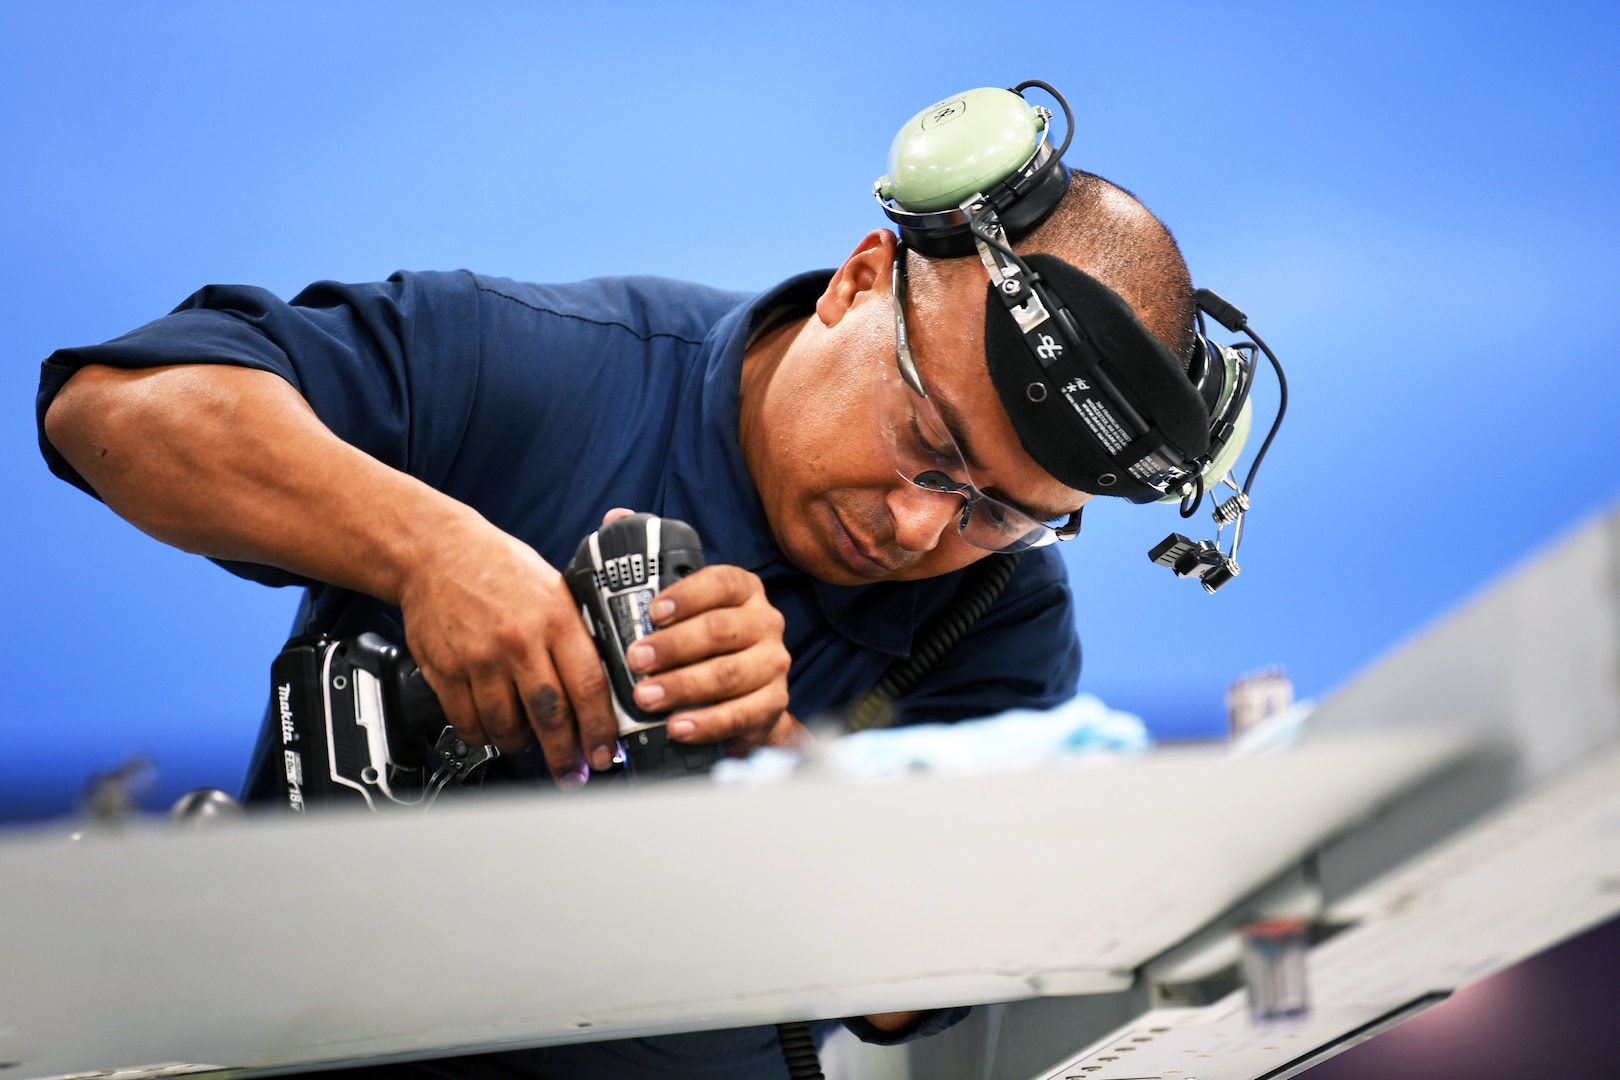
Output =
[
  {"x1": 37, "y1": 269, "x2": 1080, "y2": 751},
  {"x1": 35, "y1": 269, "x2": 1082, "y2": 1073}
]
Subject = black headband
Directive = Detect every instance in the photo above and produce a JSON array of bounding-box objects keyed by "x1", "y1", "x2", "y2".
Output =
[{"x1": 984, "y1": 254, "x2": 1210, "y2": 503}]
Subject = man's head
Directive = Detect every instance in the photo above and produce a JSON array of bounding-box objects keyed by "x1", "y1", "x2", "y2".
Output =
[
  {"x1": 736, "y1": 170, "x2": 1194, "y2": 586},
  {"x1": 1015, "y1": 169, "x2": 1197, "y2": 368}
]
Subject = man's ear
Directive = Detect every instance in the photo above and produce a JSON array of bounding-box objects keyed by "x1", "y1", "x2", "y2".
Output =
[{"x1": 815, "y1": 230, "x2": 898, "y2": 328}]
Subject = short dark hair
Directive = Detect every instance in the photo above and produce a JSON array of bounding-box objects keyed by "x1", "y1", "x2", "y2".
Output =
[{"x1": 1019, "y1": 169, "x2": 1197, "y2": 368}]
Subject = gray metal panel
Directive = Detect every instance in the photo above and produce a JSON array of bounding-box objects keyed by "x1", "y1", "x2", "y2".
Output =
[
  {"x1": 998, "y1": 505, "x2": 1620, "y2": 1080},
  {"x1": 0, "y1": 735, "x2": 1466, "y2": 1078},
  {"x1": 9, "y1": 508, "x2": 1616, "y2": 1080},
  {"x1": 1025, "y1": 741, "x2": 1620, "y2": 1080},
  {"x1": 1306, "y1": 507, "x2": 1620, "y2": 784}
]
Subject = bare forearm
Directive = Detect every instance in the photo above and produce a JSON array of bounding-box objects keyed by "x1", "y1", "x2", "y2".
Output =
[{"x1": 44, "y1": 363, "x2": 480, "y2": 603}]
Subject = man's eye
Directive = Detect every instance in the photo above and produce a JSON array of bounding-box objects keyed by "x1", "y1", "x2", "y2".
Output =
[
  {"x1": 983, "y1": 502, "x2": 1015, "y2": 530},
  {"x1": 908, "y1": 414, "x2": 942, "y2": 456},
  {"x1": 977, "y1": 500, "x2": 1029, "y2": 536}
]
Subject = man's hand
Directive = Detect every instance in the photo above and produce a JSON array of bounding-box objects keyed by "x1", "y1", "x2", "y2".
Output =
[
  {"x1": 395, "y1": 520, "x2": 617, "y2": 789},
  {"x1": 602, "y1": 509, "x2": 798, "y2": 757},
  {"x1": 398, "y1": 507, "x2": 795, "y2": 784},
  {"x1": 623, "y1": 563, "x2": 795, "y2": 755},
  {"x1": 863, "y1": 1010, "x2": 924, "y2": 1034}
]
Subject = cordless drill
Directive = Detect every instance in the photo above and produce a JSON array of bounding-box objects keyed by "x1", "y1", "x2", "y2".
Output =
[
  {"x1": 270, "y1": 631, "x2": 495, "y2": 812},
  {"x1": 270, "y1": 514, "x2": 720, "y2": 812}
]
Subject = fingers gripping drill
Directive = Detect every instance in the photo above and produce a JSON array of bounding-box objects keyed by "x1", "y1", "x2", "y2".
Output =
[
  {"x1": 563, "y1": 512, "x2": 723, "y2": 780},
  {"x1": 269, "y1": 514, "x2": 719, "y2": 813}
]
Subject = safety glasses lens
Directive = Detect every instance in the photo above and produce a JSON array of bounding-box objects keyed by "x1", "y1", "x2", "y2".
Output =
[{"x1": 873, "y1": 361, "x2": 1056, "y2": 552}]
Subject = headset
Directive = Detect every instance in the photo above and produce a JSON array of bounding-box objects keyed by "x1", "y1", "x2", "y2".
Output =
[{"x1": 874, "y1": 81, "x2": 1288, "y2": 593}]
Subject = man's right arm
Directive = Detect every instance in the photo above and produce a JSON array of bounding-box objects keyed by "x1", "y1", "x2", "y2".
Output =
[
  {"x1": 44, "y1": 361, "x2": 621, "y2": 781},
  {"x1": 45, "y1": 357, "x2": 798, "y2": 780}
]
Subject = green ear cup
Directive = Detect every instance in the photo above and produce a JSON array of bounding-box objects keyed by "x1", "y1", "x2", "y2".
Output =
[
  {"x1": 1158, "y1": 398, "x2": 1253, "y2": 505},
  {"x1": 876, "y1": 87, "x2": 1047, "y2": 213}
]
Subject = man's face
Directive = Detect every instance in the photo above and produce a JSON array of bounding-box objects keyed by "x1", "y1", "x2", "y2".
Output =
[{"x1": 739, "y1": 231, "x2": 1092, "y2": 587}]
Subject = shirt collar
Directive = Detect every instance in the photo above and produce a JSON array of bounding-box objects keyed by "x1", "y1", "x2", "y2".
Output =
[{"x1": 661, "y1": 271, "x2": 922, "y2": 658}]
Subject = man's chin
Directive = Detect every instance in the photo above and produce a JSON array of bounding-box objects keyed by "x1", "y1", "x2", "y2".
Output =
[
  {"x1": 774, "y1": 502, "x2": 891, "y2": 584},
  {"x1": 825, "y1": 507, "x2": 903, "y2": 581},
  {"x1": 794, "y1": 537, "x2": 888, "y2": 586}
]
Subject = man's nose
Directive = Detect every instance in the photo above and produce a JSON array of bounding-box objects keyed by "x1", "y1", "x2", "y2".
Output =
[{"x1": 887, "y1": 483, "x2": 963, "y2": 553}]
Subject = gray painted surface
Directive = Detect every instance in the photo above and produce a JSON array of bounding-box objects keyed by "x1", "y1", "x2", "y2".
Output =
[
  {"x1": 1306, "y1": 507, "x2": 1620, "y2": 782},
  {"x1": 0, "y1": 735, "x2": 1463, "y2": 1076},
  {"x1": 981, "y1": 505, "x2": 1620, "y2": 1080},
  {"x1": 5, "y1": 507, "x2": 1617, "y2": 1080}
]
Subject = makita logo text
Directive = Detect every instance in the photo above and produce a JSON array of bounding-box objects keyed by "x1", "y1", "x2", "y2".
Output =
[
  {"x1": 277, "y1": 682, "x2": 296, "y2": 744},
  {"x1": 278, "y1": 681, "x2": 306, "y2": 812}
]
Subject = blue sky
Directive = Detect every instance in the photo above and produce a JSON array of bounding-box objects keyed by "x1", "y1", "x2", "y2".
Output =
[{"x1": 4, "y1": 1, "x2": 1617, "y2": 816}]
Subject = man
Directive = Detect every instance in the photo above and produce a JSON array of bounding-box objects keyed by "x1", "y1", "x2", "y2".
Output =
[{"x1": 35, "y1": 169, "x2": 1195, "y2": 1076}]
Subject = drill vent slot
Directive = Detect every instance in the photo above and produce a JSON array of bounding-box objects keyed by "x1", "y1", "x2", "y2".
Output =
[{"x1": 600, "y1": 554, "x2": 657, "y2": 590}]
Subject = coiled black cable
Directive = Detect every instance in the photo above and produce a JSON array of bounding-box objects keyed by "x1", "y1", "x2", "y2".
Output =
[
  {"x1": 775, "y1": 1021, "x2": 825, "y2": 1079},
  {"x1": 847, "y1": 552, "x2": 1022, "y2": 732}
]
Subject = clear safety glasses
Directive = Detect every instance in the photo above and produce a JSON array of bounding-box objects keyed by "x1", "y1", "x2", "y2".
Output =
[{"x1": 873, "y1": 259, "x2": 1082, "y2": 553}]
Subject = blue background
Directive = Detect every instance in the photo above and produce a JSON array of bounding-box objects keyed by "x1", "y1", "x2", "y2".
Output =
[{"x1": 3, "y1": 1, "x2": 1618, "y2": 817}]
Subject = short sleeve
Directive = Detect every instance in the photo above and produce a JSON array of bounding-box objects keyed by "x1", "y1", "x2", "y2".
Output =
[{"x1": 35, "y1": 270, "x2": 484, "y2": 586}]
